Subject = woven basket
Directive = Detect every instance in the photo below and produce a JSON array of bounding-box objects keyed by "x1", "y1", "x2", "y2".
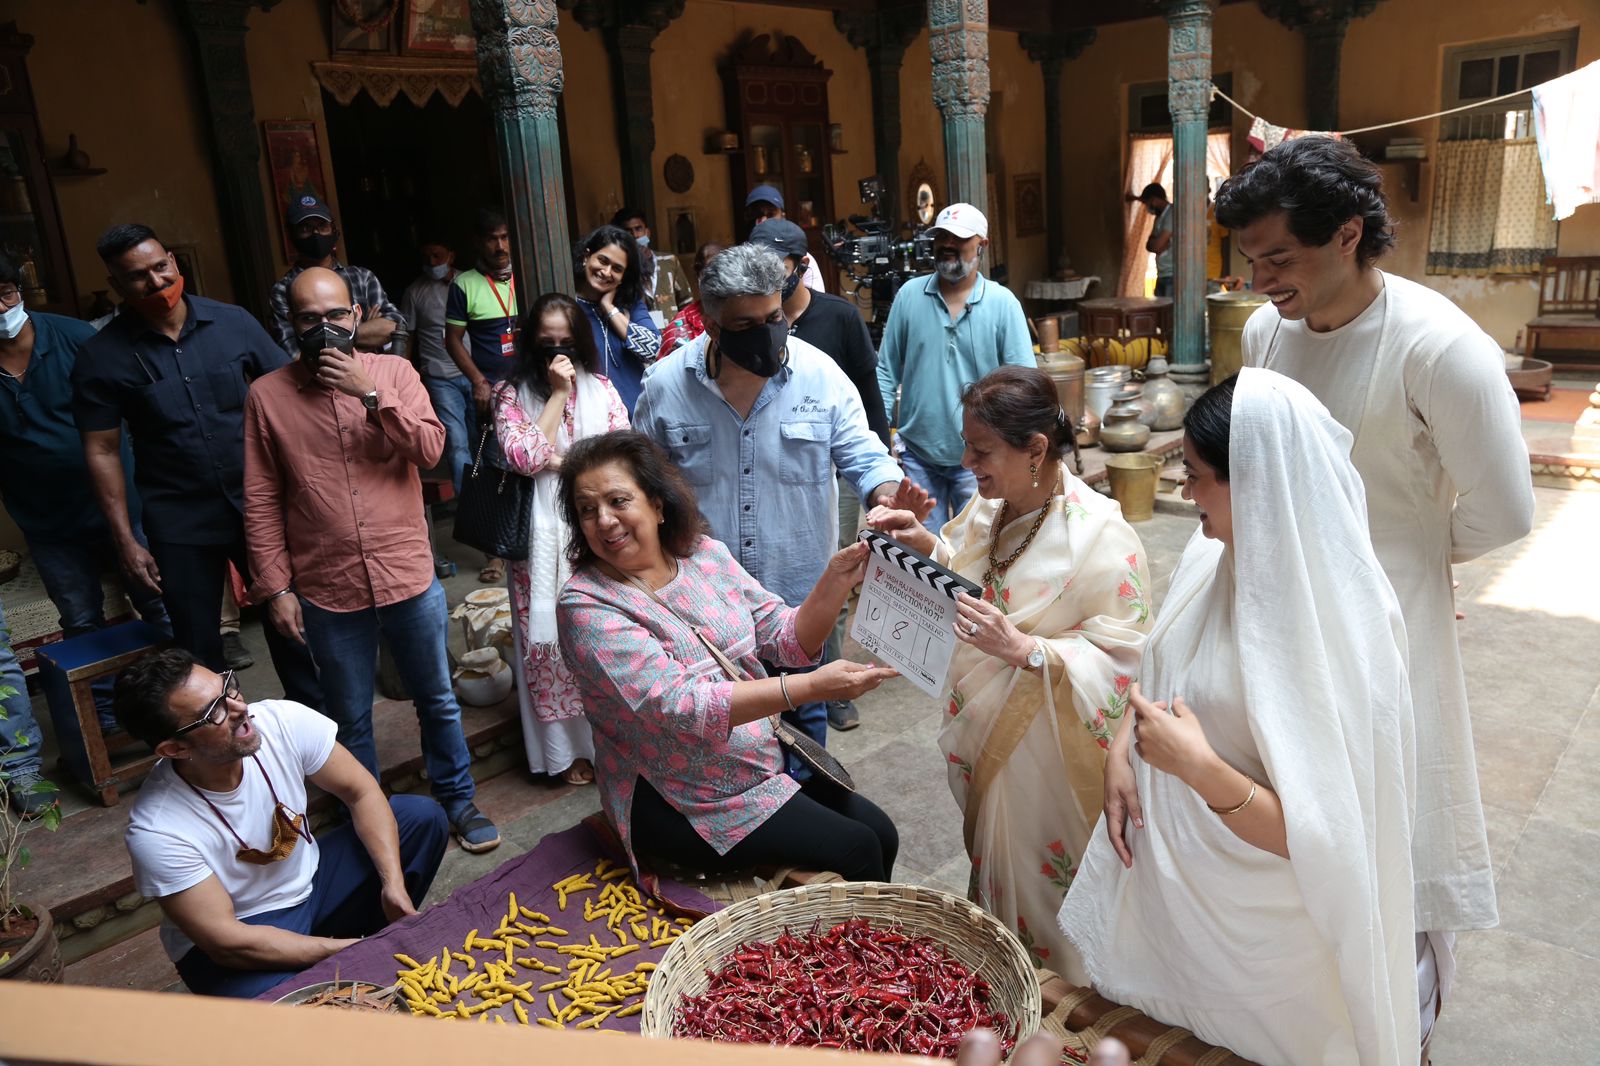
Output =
[{"x1": 640, "y1": 881, "x2": 1042, "y2": 1043}]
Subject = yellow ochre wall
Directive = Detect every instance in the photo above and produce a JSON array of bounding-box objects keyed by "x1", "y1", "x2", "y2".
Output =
[{"x1": 1056, "y1": 0, "x2": 1598, "y2": 349}]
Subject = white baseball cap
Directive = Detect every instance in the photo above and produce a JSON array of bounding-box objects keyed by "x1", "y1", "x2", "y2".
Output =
[{"x1": 930, "y1": 203, "x2": 988, "y2": 239}]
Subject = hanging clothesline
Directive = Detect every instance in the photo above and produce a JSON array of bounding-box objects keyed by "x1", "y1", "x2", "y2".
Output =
[{"x1": 1209, "y1": 82, "x2": 1536, "y2": 137}]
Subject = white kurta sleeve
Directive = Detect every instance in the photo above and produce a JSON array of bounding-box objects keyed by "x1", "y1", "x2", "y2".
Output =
[{"x1": 1412, "y1": 329, "x2": 1535, "y2": 563}]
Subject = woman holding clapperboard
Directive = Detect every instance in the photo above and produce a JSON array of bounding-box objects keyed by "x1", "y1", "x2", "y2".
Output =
[{"x1": 867, "y1": 366, "x2": 1152, "y2": 979}]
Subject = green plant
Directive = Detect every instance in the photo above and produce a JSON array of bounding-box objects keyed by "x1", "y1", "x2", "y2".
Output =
[{"x1": 0, "y1": 671, "x2": 62, "y2": 960}]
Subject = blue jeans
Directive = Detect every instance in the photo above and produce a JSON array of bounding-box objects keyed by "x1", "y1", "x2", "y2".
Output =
[
  {"x1": 298, "y1": 580, "x2": 475, "y2": 812},
  {"x1": 176, "y1": 794, "x2": 449, "y2": 998},
  {"x1": 899, "y1": 443, "x2": 977, "y2": 533},
  {"x1": 1153, "y1": 276, "x2": 1174, "y2": 298},
  {"x1": 0, "y1": 598, "x2": 42, "y2": 777},
  {"x1": 424, "y1": 374, "x2": 476, "y2": 493},
  {"x1": 27, "y1": 531, "x2": 172, "y2": 728}
]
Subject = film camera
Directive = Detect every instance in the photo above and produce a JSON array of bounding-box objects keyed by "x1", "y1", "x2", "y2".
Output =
[{"x1": 821, "y1": 177, "x2": 935, "y2": 344}]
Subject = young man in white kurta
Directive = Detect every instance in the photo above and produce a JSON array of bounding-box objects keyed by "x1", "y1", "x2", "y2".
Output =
[{"x1": 1218, "y1": 137, "x2": 1535, "y2": 1017}]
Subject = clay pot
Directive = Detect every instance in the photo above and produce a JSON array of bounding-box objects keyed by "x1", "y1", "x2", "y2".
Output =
[
  {"x1": 0, "y1": 906, "x2": 65, "y2": 984},
  {"x1": 453, "y1": 647, "x2": 513, "y2": 707}
]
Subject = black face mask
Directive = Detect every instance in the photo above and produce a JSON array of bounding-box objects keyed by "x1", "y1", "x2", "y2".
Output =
[
  {"x1": 781, "y1": 270, "x2": 802, "y2": 301},
  {"x1": 296, "y1": 321, "x2": 354, "y2": 370},
  {"x1": 714, "y1": 318, "x2": 788, "y2": 378},
  {"x1": 292, "y1": 229, "x2": 339, "y2": 261}
]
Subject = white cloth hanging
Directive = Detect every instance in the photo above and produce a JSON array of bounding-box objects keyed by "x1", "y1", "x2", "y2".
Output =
[{"x1": 1531, "y1": 59, "x2": 1600, "y2": 220}]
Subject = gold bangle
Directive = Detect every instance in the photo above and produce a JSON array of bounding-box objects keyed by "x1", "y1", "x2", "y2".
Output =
[
  {"x1": 1208, "y1": 779, "x2": 1257, "y2": 817},
  {"x1": 778, "y1": 673, "x2": 796, "y2": 711}
]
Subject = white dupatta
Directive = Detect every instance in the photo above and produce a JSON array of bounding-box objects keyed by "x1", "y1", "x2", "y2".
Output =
[
  {"x1": 520, "y1": 370, "x2": 610, "y2": 648},
  {"x1": 1060, "y1": 369, "x2": 1418, "y2": 1064}
]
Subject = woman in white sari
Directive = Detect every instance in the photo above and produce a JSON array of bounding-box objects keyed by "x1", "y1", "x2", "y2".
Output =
[
  {"x1": 494, "y1": 293, "x2": 630, "y2": 783},
  {"x1": 1059, "y1": 369, "x2": 1418, "y2": 1065},
  {"x1": 869, "y1": 366, "x2": 1151, "y2": 980}
]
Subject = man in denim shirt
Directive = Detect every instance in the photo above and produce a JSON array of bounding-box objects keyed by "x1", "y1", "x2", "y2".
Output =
[{"x1": 634, "y1": 244, "x2": 928, "y2": 760}]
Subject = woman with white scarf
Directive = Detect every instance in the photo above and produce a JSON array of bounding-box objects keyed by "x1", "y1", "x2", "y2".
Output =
[
  {"x1": 494, "y1": 293, "x2": 630, "y2": 784},
  {"x1": 1059, "y1": 369, "x2": 1419, "y2": 1065}
]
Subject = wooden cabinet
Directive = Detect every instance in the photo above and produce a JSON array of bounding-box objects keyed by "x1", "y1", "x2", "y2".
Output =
[
  {"x1": 723, "y1": 34, "x2": 835, "y2": 292},
  {"x1": 0, "y1": 23, "x2": 78, "y2": 318}
]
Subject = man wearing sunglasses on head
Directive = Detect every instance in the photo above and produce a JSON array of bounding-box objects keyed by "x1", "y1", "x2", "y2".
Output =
[{"x1": 114, "y1": 648, "x2": 449, "y2": 998}]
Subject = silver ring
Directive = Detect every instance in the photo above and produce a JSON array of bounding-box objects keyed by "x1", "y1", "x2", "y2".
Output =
[{"x1": 967, "y1": 621, "x2": 980, "y2": 635}]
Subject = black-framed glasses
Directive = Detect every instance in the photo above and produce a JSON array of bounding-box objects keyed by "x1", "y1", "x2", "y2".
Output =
[
  {"x1": 291, "y1": 307, "x2": 356, "y2": 329},
  {"x1": 0, "y1": 286, "x2": 21, "y2": 308},
  {"x1": 172, "y1": 670, "x2": 242, "y2": 738}
]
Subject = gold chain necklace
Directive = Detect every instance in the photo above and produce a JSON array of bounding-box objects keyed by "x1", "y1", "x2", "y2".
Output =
[{"x1": 982, "y1": 490, "x2": 1054, "y2": 589}]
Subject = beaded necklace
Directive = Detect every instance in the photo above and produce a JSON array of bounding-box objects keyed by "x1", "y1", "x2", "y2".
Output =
[{"x1": 981, "y1": 474, "x2": 1059, "y2": 589}]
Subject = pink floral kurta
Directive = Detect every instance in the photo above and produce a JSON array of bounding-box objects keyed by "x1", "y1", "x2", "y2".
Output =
[
  {"x1": 557, "y1": 537, "x2": 818, "y2": 875},
  {"x1": 493, "y1": 377, "x2": 628, "y2": 745}
]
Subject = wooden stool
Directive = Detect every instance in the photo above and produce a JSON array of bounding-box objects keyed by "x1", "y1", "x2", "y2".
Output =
[{"x1": 35, "y1": 620, "x2": 168, "y2": 806}]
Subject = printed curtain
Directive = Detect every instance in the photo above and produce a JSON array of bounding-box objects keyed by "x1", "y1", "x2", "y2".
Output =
[
  {"x1": 1119, "y1": 133, "x2": 1231, "y2": 298},
  {"x1": 1427, "y1": 137, "x2": 1557, "y2": 275}
]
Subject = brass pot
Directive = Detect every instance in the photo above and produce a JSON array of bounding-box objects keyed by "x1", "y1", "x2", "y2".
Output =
[
  {"x1": 1206, "y1": 291, "x2": 1270, "y2": 385},
  {"x1": 1105, "y1": 454, "x2": 1162, "y2": 522},
  {"x1": 1099, "y1": 392, "x2": 1151, "y2": 453},
  {"x1": 1036, "y1": 349, "x2": 1085, "y2": 435},
  {"x1": 1141, "y1": 356, "x2": 1187, "y2": 431}
]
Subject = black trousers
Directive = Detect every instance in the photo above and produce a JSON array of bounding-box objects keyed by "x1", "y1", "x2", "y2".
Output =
[
  {"x1": 147, "y1": 533, "x2": 322, "y2": 711},
  {"x1": 630, "y1": 775, "x2": 898, "y2": 883}
]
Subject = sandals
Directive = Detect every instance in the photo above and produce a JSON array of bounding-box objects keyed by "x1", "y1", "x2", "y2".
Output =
[
  {"x1": 561, "y1": 759, "x2": 596, "y2": 786},
  {"x1": 478, "y1": 558, "x2": 506, "y2": 583}
]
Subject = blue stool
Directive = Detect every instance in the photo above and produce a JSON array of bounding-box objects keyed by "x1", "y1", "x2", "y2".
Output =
[{"x1": 35, "y1": 621, "x2": 168, "y2": 806}]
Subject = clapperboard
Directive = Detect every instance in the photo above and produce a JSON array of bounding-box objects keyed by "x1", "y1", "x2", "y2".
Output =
[{"x1": 850, "y1": 529, "x2": 982, "y2": 700}]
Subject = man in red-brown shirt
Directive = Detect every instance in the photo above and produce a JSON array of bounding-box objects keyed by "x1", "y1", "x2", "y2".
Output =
[{"x1": 243, "y1": 267, "x2": 499, "y2": 854}]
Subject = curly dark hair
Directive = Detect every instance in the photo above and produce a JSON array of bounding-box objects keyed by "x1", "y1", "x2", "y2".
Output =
[
  {"x1": 114, "y1": 648, "x2": 199, "y2": 747},
  {"x1": 1183, "y1": 373, "x2": 1238, "y2": 482},
  {"x1": 960, "y1": 366, "x2": 1073, "y2": 460},
  {"x1": 558, "y1": 430, "x2": 708, "y2": 569},
  {"x1": 1214, "y1": 136, "x2": 1395, "y2": 266},
  {"x1": 574, "y1": 225, "x2": 646, "y2": 311}
]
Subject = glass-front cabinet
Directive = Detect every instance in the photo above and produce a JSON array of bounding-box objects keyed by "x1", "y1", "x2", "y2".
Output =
[
  {"x1": 0, "y1": 23, "x2": 78, "y2": 319},
  {"x1": 724, "y1": 34, "x2": 836, "y2": 292}
]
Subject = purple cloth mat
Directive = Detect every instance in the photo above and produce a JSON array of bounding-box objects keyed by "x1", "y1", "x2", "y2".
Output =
[{"x1": 257, "y1": 821, "x2": 717, "y2": 1033}]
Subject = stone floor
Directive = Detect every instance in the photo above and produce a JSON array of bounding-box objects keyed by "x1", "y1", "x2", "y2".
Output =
[{"x1": 39, "y1": 483, "x2": 1600, "y2": 1064}]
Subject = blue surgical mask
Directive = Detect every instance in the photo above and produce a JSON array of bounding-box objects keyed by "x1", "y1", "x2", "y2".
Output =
[
  {"x1": 636, "y1": 234, "x2": 651, "y2": 250},
  {"x1": 427, "y1": 263, "x2": 451, "y2": 280},
  {"x1": 0, "y1": 299, "x2": 25, "y2": 340}
]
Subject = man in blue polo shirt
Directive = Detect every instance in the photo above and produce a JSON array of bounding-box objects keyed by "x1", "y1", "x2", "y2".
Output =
[
  {"x1": 0, "y1": 255, "x2": 170, "y2": 815},
  {"x1": 73, "y1": 224, "x2": 321, "y2": 711},
  {"x1": 875, "y1": 204, "x2": 1034, "y2": 531}
]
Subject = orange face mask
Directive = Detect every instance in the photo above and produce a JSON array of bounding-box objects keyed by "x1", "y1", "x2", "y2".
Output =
[
  {"x1": 182, "y1": 753, "x2": 314, "y2": 865},
  {"x1": 126, "y1": 272, "x2": 184, "y2": 318}
]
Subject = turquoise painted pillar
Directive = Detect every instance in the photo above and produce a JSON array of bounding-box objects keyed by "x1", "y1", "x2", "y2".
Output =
[
  {"x1": 928, "y1": 0, "x2": 989, "y2": 213},
  {"x1": 1162, "y1": 0, "x2": 1215, "y2": 382},
  {"x1": 469, "y1": 0, "x2": 574, "y2": 300}
]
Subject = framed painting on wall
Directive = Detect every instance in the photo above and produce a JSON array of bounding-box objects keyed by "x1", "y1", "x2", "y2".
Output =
[
  {"x1": 331, "y1": 0, "x2": 398, "y2": 53},
  {"x1": 1014, "y1": 173, "x2": 1043, "y2": 238},
  {"x1": 262, "y1": 121, "x2": 331, "y2": 261},
  {"x1": 403, "y1": 0, "x2": 475, "y2": 56}
]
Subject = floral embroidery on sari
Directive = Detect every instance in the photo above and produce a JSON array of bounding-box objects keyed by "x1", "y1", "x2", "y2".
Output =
[
  {"x1": 1118, "y1": 556, "x2": 1149, "y2": 624},
  {"x1": 1041, "y1": 839, "x2": 1078, "y2": 892},
  {"x1": 1015, "y1": 915, "x2": 1051, "y2": 964}
]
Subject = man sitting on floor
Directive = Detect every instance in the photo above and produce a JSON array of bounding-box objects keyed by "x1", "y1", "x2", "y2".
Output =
[{"x1": 115, "y1": 648, "x2": 449, "y2": 998}]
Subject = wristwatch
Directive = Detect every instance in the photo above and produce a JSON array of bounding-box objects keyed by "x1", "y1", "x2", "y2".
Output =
[
  {"x1": 361, "y1": 388, "x2": 381, "y2": 412},
  {"x1": 1025, "y1": 641, "x2": 1045, "y2": 671}
]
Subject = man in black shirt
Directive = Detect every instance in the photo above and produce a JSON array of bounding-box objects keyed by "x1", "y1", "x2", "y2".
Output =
[
  {"x1": 73, "y1": 223, "x2": 321, "y2": 709},
  {"x1": 746, "y1": 220, "x2": 890, "y2": 733}
]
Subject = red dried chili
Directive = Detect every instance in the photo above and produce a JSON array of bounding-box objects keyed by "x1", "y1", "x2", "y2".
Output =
[{"x1": 673, "y1": 918, "x2": 1018, "y2": 1058}]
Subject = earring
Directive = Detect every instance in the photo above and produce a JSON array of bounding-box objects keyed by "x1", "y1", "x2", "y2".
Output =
[{"x1": 1030, "y1": 463, "x2": 1039, "y2": 489}]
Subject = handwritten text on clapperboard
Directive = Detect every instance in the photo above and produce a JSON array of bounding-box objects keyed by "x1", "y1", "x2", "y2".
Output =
[{"x1": 850, "y1": 532, "x2": 978, "y2": 700}]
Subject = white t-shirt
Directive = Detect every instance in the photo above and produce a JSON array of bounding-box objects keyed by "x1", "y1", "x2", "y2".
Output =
[{"x1": 126, "y1": 699, "x2": 337, "y2": 962}]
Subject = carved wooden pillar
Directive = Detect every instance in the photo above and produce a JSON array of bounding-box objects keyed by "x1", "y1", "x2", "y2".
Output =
[
  {"x1": 928, "y1": 0, "x2": 989, "y2": 213},
  {"x1": 1261, "y1": 1, "x2": 1381, "y2": 131},
  {"x1": 602, "y1": 1, "x2": 684, "y2": 228},
  {"x1": 171, "y1": 0, "x2": 280, "y2": 322},
  {"x1": 1161, "y1": 0, "x2": 1214, "y2": 381},
  {"x1": 470, "y1": 0, "x2": 574, "y2": 298},
  {"x1": 1021, "y1": 29, "x2": 1095, "y2": 273},
  {"x1": 836, "y1": 7, "x2": 924, "y2": 225}
]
